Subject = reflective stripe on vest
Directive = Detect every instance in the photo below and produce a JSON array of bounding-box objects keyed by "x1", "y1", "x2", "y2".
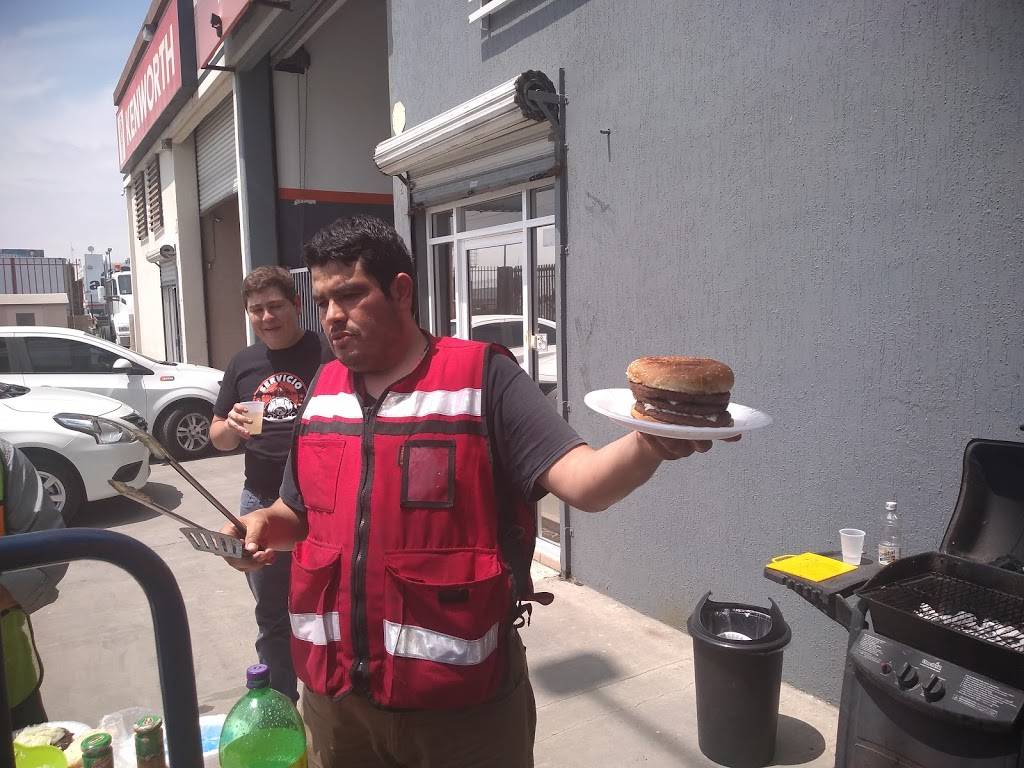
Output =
[
  {"x1": 383, "y1": 619, "x2": 499, "y2": 666},
  {"x1": 289, "y1": 611, "x2": 342, "y2": 646},
  {"x1": 304, "y1": 387, "x2": 483, "y2": 420}
]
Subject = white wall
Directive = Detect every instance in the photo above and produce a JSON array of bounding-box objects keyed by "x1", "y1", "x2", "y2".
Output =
[{"x1": 273, "y1": 0, "x2": 392, "y2": 194}]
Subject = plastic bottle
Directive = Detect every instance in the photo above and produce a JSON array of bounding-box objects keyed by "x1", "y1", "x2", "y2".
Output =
[
  {"x1": 219, "y1": 664, "x2": 307, "y2": 768},
  {"x1": 878, "y1": 500, "x2": 901, "y2": 565}
]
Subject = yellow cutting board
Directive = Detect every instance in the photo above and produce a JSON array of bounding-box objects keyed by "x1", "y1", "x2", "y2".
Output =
[{"x1": 766, "y1": 552, "x2": 857, "y2": 582}]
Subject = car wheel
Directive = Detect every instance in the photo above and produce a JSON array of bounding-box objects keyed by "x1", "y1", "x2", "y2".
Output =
[
  {"x1": 23, "y1": 451, "x2": 84, "y2": 524},
  {"x1": 159, "y1": 403, "x2": 213, "y2": 461}
]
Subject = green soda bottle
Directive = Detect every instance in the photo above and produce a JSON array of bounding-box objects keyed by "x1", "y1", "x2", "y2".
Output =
[{"x1": 219, "y1": 664, "x2": 307, "y2": 768}]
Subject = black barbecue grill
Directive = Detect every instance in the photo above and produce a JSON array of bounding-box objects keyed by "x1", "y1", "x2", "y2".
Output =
[{"x1": 767, "y1": 438, "x2": 1024, "y2": 767}]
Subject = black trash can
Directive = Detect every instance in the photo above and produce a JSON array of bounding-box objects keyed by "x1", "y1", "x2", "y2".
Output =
[{"x1": 687, "y1": 591, "x2": 792, "y2": 768}]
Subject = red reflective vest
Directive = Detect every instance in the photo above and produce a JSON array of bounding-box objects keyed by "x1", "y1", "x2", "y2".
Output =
[{"x1": 290, "y1": 336, "x2": 541, "y2": 709}]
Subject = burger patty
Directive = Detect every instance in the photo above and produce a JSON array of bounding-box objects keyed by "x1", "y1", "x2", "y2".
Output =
[
  {"x1": 633, "y1": 402, "x2": 735, "y2": 428},
  {"x1": 628, "y1": 382, "x2": 730, "y2": 407}
]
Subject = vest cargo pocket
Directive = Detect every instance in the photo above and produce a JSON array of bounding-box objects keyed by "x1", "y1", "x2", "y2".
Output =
[
  {"x1": 382, "y1": 548, "x2": 512, "y2": 709},
  {"x1": 296, "y1": 439, "x2": 346, "y2": 513},
  {"x1": 290, "y1": 538, "x2": 344, "y2": 695}
]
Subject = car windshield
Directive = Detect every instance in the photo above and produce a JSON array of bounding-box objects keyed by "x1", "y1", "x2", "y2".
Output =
[{"x1": 0, "y1": 382, "x2": 29, "y2": 399}]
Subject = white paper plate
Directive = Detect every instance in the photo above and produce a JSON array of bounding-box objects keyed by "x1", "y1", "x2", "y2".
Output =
[{"x1": 583, "y1": 388, "x2": 772, "y2": 440}]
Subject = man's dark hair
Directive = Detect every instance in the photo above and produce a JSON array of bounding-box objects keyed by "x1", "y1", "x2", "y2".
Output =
[
  {"x1": 242, "y1": 265, "x2": 297, "y2": 305},
  {"x1": 303, "y1": 216, "x2": 415, "y2": 311}
]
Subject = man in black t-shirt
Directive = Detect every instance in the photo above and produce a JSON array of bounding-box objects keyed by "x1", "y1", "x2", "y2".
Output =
[{"x1": 211, "y1": 265, "x2": 329, "y2": 702}]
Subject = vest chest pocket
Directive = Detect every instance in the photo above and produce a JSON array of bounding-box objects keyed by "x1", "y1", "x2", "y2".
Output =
[
  {"x1": 297, "y1": 439, "x2": 346, "y2": 513},
  {"x1": 400, "y1": 439, "x2": 455, "y2": 509}
]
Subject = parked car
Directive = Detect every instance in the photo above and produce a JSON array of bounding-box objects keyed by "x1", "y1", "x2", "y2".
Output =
[
  {"x1": 449, "y1": 315, "x2": 557, "y2": 393},
  {"x1": 0, "y1": 326, "x2": 223, "y2": 460},
  {"x1": 0, "y1": 381, "x2": 150, "y2": 522}
]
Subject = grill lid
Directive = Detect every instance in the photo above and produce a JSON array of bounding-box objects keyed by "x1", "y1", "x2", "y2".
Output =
[{"x1": 941, "y1": 439, "x2": 1024, "y2": 568}]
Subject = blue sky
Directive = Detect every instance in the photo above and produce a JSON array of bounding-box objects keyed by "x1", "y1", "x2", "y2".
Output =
[{"x1": 0, "y1": 0, "x2": 147, "y2": 267}]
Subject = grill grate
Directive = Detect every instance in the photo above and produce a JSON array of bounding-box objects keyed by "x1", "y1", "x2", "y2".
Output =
[{"x1": 868, "y1": 572, "x2": 1024, "y2": 651}]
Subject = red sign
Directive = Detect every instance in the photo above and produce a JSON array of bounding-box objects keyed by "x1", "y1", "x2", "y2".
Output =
[
  {"x1": 194, "y1": 0, "x2": 252, "y2": 70},
  {"x1": 115, "y1": 4, "x2": 182, "y2": 170}
]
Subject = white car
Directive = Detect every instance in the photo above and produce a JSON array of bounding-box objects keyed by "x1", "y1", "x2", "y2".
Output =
[
  {"x1": 449, "y1": 315, "x2": 557, "y2": 393},
  {"x1": 0, "y1": 326, "x2": 223, "y2": 460},
  {"x1": 0, "y1": 381, "x2": 151, "y2": 522}
]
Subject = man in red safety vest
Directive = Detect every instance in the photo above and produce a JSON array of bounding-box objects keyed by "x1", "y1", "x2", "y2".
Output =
[{"x1": 225, "y1": 216, "x2": 735, "y2": 767}]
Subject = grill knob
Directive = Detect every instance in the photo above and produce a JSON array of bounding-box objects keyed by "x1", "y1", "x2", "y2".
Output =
[
  {"x1": 897, "y1": 663, "x2": 919, "y2": 690},
  {"x1": 924, "y1": 675, "x2": 946, "y2": 702},
  {"x1": 880, "y1": 661, "x2": 892, "y2": 675}
]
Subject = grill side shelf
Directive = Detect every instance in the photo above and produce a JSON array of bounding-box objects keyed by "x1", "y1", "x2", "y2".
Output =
[{"x1": 764, "y1": 553, "x2": 882, "y2": 628}]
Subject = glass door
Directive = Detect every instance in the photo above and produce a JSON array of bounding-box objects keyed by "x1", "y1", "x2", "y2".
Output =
[{"x1": 428, "y1": 182, "x2": 562, "y2": 550}]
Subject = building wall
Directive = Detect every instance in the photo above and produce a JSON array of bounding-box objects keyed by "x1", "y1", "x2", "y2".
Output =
[
  {"x1": 273, "y1": 0, "x2": 394, "y2": 266},
  {"x1": 386, "y1": 0, "x2": 1024, "y2": 701},
  {"x1": 200, "y1": 196, "x2": 247, "y2": 370},
  {"x1": 0, "y1": 297, "x2": 68, "y2": 327}
]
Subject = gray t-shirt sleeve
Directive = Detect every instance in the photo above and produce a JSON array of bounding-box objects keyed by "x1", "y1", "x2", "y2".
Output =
[
  {"x1": 279, "y1": 449, "x2": 304, "y2": 514},
  {"x1": 486, "y1": 352, "x2": 586, "y2": 502}
]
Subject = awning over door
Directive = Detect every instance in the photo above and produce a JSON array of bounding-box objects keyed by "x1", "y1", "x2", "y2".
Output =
[
  {"x1": 373, "y1": 71, "x2": 559, "y2": 208},
  {"x1": 196, "y1": 96, "x2": 239, "y2": 213}
]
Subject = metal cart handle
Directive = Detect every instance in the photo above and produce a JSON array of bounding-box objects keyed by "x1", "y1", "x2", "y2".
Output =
[{"x1": 0, "y1": 528, "x2": 203, "y2": 768}]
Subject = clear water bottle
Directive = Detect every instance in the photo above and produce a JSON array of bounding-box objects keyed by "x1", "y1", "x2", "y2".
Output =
[
  {"x1": 219, "y1": 664, "x2": 307, "y2": 768},
  {"x1": 878, "y1": 501, "x2": 901, "y2": 565}
]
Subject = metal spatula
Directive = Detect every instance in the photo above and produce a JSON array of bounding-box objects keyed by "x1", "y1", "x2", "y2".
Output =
[
  {"x1": 109, "y1": 480, "x2": 251, "y2": 560},
  {"x1": 107, "y1": 418, "x2": 246, "y2": 531}
]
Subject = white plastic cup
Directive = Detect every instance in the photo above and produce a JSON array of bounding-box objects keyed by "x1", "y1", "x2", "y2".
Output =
[
  {"x1": 239, "y1": 400, "x2": 264, "y2": 435},
  {"x1": 840, "y1": 528, "x2": 866, "y2": 565}
]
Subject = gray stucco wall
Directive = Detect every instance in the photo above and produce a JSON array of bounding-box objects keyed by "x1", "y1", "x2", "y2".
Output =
[{"x1": 387, "y1": 0, "x2": 1024, "y2": 702}]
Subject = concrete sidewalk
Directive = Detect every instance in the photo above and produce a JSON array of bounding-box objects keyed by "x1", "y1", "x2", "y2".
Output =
[{"x1": 32, "y1": 453, "x2": 837, "y2": 766}]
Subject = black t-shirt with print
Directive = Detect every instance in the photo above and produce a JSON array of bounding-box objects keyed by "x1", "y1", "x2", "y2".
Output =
[{"x1": 215, "y1": 330, "x2": 330, "y2": 497}]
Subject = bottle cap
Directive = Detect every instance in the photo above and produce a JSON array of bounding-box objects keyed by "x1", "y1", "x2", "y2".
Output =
[
  {"x1": 246, "y1": 663, "x2": 270, "y2": 688},
  {"x1": 885, "y1": 501, "x2": 897, "y2": 511},
  {"x1": 81, "y1": 733, "x2": 113, "y2": 756},
  {"x1": 133, "y1": 715, "x2": 163, "y2": 735}
]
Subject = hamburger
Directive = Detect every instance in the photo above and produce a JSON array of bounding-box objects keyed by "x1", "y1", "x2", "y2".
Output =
[{"x1": 627, "y1": 356, "x2": 734, "y2": 428}]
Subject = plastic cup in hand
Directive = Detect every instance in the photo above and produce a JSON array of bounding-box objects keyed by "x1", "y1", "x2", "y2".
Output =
[
  {"x1": 840, "y1": 528, "x2": 866, "y2": 565},
  {"x1": 240, "y1": 401, "x2": 264, "y2": 435}
]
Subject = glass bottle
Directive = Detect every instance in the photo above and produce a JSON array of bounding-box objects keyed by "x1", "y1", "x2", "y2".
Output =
[
  {"x1": 878, "y1": 500, "x2": 901, "y2": 565},
  {"x1": 134, "y1": 715, "x2": 168, "y2": 768},
  {"x1": 219, "y1": 664, "x2": 307, "y2": 768},
  {"x1": 81, "y1": 733, "x2": 114, "y2": 768}
]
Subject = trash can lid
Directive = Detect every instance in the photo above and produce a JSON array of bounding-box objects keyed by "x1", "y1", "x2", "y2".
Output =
[{"x1": 687, "y1": 591, "x2": 792, "y2": 651}]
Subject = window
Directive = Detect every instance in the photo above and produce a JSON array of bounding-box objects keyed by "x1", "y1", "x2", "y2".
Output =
[
  {"x1": 146, "y1": 156, "x2": 163, "y2": 233},
  {"x1": 0, "y1": 339, "x2": 10, "y2": 373},
  {"x1": 133, "y1": 172, "x2": 148, "y2": 241},
  {"x1": 117, "y1": 273, "x2": 133, "y2": 295},
  {"x1": 458, "y1": 193, "x2": 522, "y2": 231},
  {"x1": 25, "y1": 337, "x2": 120, "y2": 374},
  {"x1": 15, "y1": 313, "x2": 35, "y2": 326}
]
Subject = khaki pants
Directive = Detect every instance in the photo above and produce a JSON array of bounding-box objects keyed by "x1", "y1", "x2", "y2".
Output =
[{"x1": 302, "y1": 634, "x2": 535, "y2": 768}]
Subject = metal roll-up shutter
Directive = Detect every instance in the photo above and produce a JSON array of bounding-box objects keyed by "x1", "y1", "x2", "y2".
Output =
[
  {"x1": 373, "y1": 71, "x2": 559, "y2": 208},
  {"x1": 195, "y1": 96, "x2": 238, "y2": 212}
]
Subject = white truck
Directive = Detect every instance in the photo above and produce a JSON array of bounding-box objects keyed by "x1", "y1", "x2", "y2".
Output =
[{"x1": 106, "y1": 267, "x2": 134, "y2": 347}]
